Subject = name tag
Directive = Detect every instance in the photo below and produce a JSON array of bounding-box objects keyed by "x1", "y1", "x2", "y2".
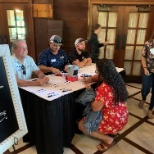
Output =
[
  {"x1": 51, "y1": 59, "x2": 56, "y2": 62},
  {"x1": 60, "y1": 56, "x2": 64, "y2": 59}
]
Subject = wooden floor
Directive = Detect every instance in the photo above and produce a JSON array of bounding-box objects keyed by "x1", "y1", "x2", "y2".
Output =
[{"x1": 9, "y1": 83, "x2": 154, "y2": 154}]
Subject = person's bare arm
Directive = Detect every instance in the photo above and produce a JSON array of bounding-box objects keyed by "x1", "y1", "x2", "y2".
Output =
[
  {"x1": 85, "y1": 57, "x2": 92, "y2": 66},
  {"x1": 91, "y1": 99, "x2": 104, "y2": 112},
  {"x1": 72, "y1": 59, "x2": 88, "y2": 68},
  {"x1": 17, "y1": 78, "x2": 46, "y2": 87},
  {"x1": 39, "y1": 65, "x2": 61, "y2": 74},
  {"x1": 85, "y1": 74, "x2": 99, "y2": 83},
  {"x1": 141, "y1": 56, "x2": 149, "y2": 75},
  {"x1": 34, "y1": 70, "x2": 45, "y2": 78}
]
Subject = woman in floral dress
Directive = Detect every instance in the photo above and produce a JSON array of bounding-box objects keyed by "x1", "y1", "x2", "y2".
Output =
[{"x1": 78, "y1": 58, "x2": 128, "y2": 152}]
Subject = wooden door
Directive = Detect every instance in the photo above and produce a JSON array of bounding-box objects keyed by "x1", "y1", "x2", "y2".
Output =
[
  {"x1": 0, "y1": 3, "x2": 35, "y2": 59},
  {"x1": 91, "y1": 5, "x2": 154, "y2": 82}
]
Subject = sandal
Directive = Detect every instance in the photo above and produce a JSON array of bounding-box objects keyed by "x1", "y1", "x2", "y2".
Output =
[{"x1": 97, "y1": 140, "x2": 116, "y2": 152}]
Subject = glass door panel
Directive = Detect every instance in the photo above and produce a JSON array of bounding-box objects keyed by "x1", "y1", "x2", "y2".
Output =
[
  {"x1": 99, "y1": 47, "x2": 104, "y2": 59},
  {"x1": 126, "y1": 30, "x2": 136, "y2": 44},
  {"x1": 106, "y1": 45, "x2": 114, "y2": 59},
  {"x1": 124, "y1": 46, "x2": 134, "y2": 60},
  {"x1": 98, "y1": 29, "x2": 106, "y2": 42},
  {"x1": 107, "y1": 29, "x2": 116, "y2": 43},
  {"x1": 98, "y1": 12, "x2": 107, "y2": 27},
  {"x1": 108, "y1": 12, "x2": 117, "y2": 27},
  {"x1": 134, "y1": 46, "x2": 143, "y2": 60},
  {"x1": 132, "y1": 62, "x2": 141, "y2": 75},
  {"x1": 128, "y1": 13, "x2": 138, "y2": 28},
  {"x1": 136, "y1": 29, "x2": 146, "y2": 44},
  {"x1": 97, "y1": 9, "x2": 118, "y2": 60},
  {"x1": 138, "y1": 13, "x2": 149, "y2": 28},
  {"x1": 124, "y1": 61, "x2": 132, "y2": 75}
]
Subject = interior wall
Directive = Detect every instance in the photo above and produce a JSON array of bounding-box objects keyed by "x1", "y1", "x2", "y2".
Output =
[{"x1": 34, "y1": 0, "x2": 88, "y2": 61}]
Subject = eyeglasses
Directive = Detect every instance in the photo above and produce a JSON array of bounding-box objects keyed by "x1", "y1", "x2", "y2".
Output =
[{"x1": 21, "y1": 64, "x2": 26, "y2": 75}]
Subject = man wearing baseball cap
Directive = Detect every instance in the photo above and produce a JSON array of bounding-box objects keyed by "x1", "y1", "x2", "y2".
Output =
[
  {"x1": 68, "y1": 38, "x2": 92, "y2": 68},
  {"x1": 38, "y1": 35, "x2": 68, "y2": 74}
]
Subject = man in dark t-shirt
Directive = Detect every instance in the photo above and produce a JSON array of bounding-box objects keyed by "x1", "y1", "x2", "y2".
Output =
[{"x1": 68, "y1": 38, "x2": 92, "y2": 68}]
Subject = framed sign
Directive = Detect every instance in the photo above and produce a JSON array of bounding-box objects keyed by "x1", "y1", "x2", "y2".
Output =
[{"x1": 0, "y1": 44, "x2": 27, "y2": 153}]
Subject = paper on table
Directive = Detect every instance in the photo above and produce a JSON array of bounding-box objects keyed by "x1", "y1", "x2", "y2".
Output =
[{"x1": 20, "y1": 64, "x2": 125, "y2": 101}]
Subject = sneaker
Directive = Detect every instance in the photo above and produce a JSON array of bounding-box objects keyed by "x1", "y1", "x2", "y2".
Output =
[
  {"x1": 148, "y1": 110, "x2": 154, "y2": 119},
  {"x1": 138, "y1": 100, "x2": 145, "y2": 108}
]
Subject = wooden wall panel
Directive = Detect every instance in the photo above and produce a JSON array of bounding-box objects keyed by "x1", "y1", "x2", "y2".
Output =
[
  {"x1": 34, "y1": 19, "x2": 63, "y2": 62},
  {"x1": 53, "y1": 0, "x2": 88, "y2": 54},
  {"x1": 34, "y1": 0, "x2": 88, "y2": 60}
]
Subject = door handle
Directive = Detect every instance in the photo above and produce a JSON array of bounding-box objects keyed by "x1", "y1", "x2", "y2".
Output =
[{"x1": 122, "y1": 34, "x2": 127, "y2": 50}]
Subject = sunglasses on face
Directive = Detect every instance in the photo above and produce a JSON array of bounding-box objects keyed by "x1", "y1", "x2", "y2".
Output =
[{"x1": 21, "y1": 64, "x2": 26, "y2": 75}]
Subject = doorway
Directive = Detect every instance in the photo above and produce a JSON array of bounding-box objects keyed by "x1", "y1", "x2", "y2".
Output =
[{"x1": 89, "y1": 5, "x2": 154, "y2": 82}]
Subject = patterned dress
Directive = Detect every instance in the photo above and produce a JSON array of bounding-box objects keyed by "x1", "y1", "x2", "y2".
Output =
[{"x1": 96, "y1": 83, "x2": 129, "y2": 134}]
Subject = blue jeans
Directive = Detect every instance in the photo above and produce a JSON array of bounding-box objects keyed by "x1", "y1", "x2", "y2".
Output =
[{"x1": 141, "y1": 71, "x2": 154, "y2": 110}]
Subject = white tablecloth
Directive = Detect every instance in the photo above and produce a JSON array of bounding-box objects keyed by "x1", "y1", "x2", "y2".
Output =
[{"x1": 20, "y1": 64, "x2": 124, "y2": 101}]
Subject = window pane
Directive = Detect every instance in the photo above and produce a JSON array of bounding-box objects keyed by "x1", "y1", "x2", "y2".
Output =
[
  {"x1": 132, "y1": 62, "x2": 141, "y2": 75},
  {"x1": 136, "y1": 29, "x2": 146, "y2": 44},
  {"x1": 17, "y1": 28, "x2": 26, "y2": 39},
  {"x1": 107, "y1": 29, "x2": 116, "y2": 43},
  {"x1": 138, "y1": 13, "x2": 149, "y2": 28},
  {"x1": 127, "y1": 30, "x2": 136, "y2": 44},
  {"x1": 128, "y1": 13, "x2": 138, "y2": 28},
  {"x1": 16, "y1": 10, "x2": 24, "y2": 26},
  {"x1": 98, "y1": 29, "x2": 106, "y2": 43},
  {"x1": 108, "y1": 13, "x2": 117, "y2": 27},
  {"x1": 9, "y1": 28, "x2": 17, "y2": 41},
  {"x1": 125, "y1": 46, "x2": 134, "y2": 60},
  {"x1": 134, "y1": 46, "x2": 143, "y2": 60},
  {"x1": 124, "y1": 61, "x2": 132, "y2": 75},
  {"x1": 7, "y1": 10, "x2": 15, "y2": 26},
  {"x1": 99, "y1": 47, "x2": 104, "y2": 59},
  {"x1": 98, "y1": 12, "x2": 107, "y2": 27},
  {"x1": 106, "y1": 45, "x2": 114, "y2": 59}
]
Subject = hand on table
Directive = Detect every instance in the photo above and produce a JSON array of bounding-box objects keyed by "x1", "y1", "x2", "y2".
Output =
[{"x1": 51, "y1": 68, "x2": 61, "y2": 74}]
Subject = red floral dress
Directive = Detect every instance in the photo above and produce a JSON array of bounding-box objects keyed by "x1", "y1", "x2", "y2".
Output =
[{"x1": 96, "y1": 83, "x2": 129, "y2": 134}]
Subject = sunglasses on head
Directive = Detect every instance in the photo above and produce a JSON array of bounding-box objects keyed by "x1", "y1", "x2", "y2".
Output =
[
  {"x1": 53, "y1": 39, "x2": 62, "y2": 43},
  {"x1": 21, "y1": 64, "x2": 26, "y2": 75}
]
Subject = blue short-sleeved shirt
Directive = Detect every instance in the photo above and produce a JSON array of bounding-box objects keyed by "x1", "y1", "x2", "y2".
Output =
[
  {"x1": 38, "y1": 47, "x2": 68, "y2": 71},
  {"x1": 11, "y1": 55, "x2": 39, "y2": 80}
]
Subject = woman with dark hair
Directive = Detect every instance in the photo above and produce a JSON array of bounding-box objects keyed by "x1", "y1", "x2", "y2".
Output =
[
  {"x1": 89, "y1": 24, "x2": 107, "y2": 63},
  {"x1": 78, "y1": 58, "x2": 128, "y2": 152},
  {"x1": 138, "y1": 31, "x2": 154, "y2": 119}
]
